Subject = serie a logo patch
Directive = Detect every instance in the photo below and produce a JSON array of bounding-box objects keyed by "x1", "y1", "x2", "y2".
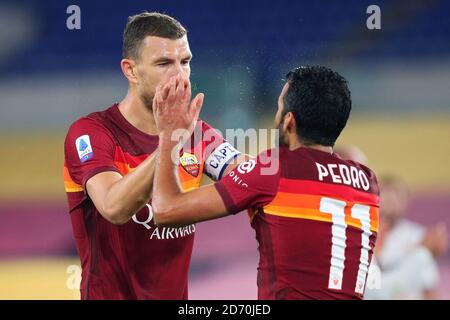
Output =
[
  {"x1": 179, "y1": 152, "x2": 200, "y2": 177},
  {"x1": 75, "y1": 135, "x2": 94, "y2": 163}
]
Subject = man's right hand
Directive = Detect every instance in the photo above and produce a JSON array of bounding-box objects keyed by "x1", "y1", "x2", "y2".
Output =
[{"x1": 153, "y1": 74, "x2": 204, "y2": 140}]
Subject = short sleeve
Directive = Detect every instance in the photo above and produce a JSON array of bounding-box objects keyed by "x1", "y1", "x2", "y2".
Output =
[
  {"x1": 64, "y1": 117, "x2": 120, "y2": 189},
  {"x1": 214, "y1": 150, "x2": 280, "y2": 214},
  {"x1": 201, "y1": 121, "x2": 241, "y2": 181}
]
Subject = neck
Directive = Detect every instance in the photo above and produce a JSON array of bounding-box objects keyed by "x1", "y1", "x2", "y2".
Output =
[
  {"x1": 287, "y1": 134, "x2": 333, "y2": 154},
  {"x1": 118, "y1": 90, "x2": 158, "y2": 136},
  {"x1": 304, "y1": 144, "x2": 333, "y2": 154}
]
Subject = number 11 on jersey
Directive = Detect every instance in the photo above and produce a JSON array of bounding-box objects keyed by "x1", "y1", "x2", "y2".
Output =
[{"x1": 320, "y1": 197, "x2": 373, "y2": 294}]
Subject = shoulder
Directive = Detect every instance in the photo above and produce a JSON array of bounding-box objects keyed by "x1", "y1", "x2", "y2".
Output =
[
  {"x1": 341, "y1": 158, "x2": 380, "y2": 195},
  {"x1": 256, "y1": 148, "x2": 281, "y2": 167},
  {"x1": 66, "y1": 110, "x2": 115, "y2": 141},
  {"x1": 65, "y1": 116, "x2": 112, "y2": 150},
  {"x1": 188, "y1": 118, "x2": 223, "y2": 143},
  {"x1": 194, "y1": 119, "x2": 224, "y2": 138},
  {"x1": 64, "y1": 109, "x2": 117, "y2": 159},
  {"x1": 194, "y1": 119, "x2": 223, "y2": 140},
  {"x1": 214, "y1": 149, "x2": 280, "y2": 213},
  {"x1": 68, "y1": 115, "x2": 102, "y2": 132},
  {"x1": 234, "y1": 148, "x2": 281, "y2": 185},
  {"x1": 198, "y1": 119, "x2": 214, "y2": 131},
  {"x1": 355, "y1": 162, "x2": 379, "y2": 195}
]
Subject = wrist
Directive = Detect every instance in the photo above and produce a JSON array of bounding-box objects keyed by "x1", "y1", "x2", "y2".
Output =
[
  {"x1": 159, "y1": 132, "x2": 178, "y2": 148},
  {"x1": 159, "y1": 139, "x2": 179, "y2": 152},
  {"x1": 158, "y1": 130, "x2": 174, "y2": 142},
  {"x1": 158, "y1": 136, "x2": 181, "y2": 166}
]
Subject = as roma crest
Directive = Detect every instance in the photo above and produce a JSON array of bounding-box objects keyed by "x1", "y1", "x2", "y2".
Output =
[{"x1": 179, "y1": 152, "x2": 200, "y2": 177}]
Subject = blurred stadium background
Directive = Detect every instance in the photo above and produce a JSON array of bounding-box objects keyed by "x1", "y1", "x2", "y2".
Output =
[{"x1": 1, "y1": 0, "x2": 449, "y2": 299}]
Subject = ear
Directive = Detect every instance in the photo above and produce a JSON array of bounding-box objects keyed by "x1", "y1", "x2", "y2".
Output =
[
  {"x1": 283, "y1": 112, "x2": 297, "y2": 134},
  {"x1": 121, "y1": 58, "x2": 139, "y2": 84}
]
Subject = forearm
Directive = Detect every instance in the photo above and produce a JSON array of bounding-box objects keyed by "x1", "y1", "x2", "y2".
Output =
[
  {"x1": 153, "y1": 136, "x2": 183, "y2": 220},
  {"x1": 103, "y1": 152, "x2": 157, "y2": 223}
]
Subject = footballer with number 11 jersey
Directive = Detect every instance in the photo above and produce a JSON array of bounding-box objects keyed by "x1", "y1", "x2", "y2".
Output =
[{"x1": 152, "y1": 66, "x2": 379, "y2": 300}]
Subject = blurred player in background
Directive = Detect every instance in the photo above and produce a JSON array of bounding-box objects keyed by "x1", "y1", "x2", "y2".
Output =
[
  {"x1": 152, "y1": 66, "x2": 379, "y2": 300},
  {"x1": 365, "y1": 176, "x2": 448, "y2": 300},
  {"x1": 63, "y1": 12, "x2": 244, "y2": 299},
  {"x1": 335, "y1": 145, "x2": 368, "y2": 166}
]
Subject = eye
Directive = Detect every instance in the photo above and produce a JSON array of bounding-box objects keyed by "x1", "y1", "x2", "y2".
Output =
[
  {"x1": 157, "y1": 62, "x2": 169, "y2": 66},
  {"x1": 181, "y1": 60, "x2": 190, "y2": 65}
]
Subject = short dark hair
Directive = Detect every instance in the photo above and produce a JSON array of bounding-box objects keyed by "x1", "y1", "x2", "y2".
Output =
[
  {"x1": 122, "y1": 12, "x2": 187, "y2": 60},
  {"x1": 283, "y1": 66, "x2": 352, "y2": 146}
]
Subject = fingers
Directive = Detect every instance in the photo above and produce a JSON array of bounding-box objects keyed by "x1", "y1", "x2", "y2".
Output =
[
  {"x1": 167, "y1": 76, "x2": 177, "y2": 101},
  {"x1": 155, "y1": 83, "x2": 165, "y2": 107},
  {"x1": 176, "y1": 76, "x2": 186, "y2": 98},
  {"x1": 189, "y1": 92, "x2": 204, "y2": 120},
  {"x1": 153, "y1": 84, "x2": 162, "y2": 113},
  {"x1": 160, "y1": 82, "x2": 169, "y2": 101},
  {"x1": 161, "y1": 75, "x2": 186, "y2": 102},
  {"x1": 156, "y1": 74, "x2": 192, "y2": 115},
  {"x1": 183, "y1": 77, "x2": 191, "y2": 102}
]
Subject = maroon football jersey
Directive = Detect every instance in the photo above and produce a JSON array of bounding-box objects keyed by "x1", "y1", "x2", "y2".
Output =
[
  {"x1": 215, "y1": 147, "x2": 379, "y2": 300},
  {"x1": 63, "y1": 104, "x2": 240, "y2": 299}
]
